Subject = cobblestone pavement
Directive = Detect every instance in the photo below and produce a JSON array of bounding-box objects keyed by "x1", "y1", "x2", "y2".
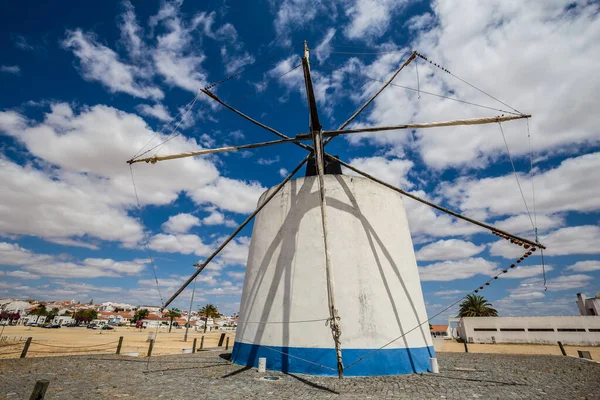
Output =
[{"x1": 1, "y1": 351, "x2": 598, "y2": 399}]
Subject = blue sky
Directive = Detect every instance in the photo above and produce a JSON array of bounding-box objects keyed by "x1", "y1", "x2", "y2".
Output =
[{"x1": 0, "y1": 0, "x2": 598, "y2": 321}]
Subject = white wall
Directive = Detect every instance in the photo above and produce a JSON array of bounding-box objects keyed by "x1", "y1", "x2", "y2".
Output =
[
  {"x1": 459, "y1": 316, "x2": 600, "y2": 345},
  {"x1": 237, "y1": 175, "x2": 432, "y2": 351}
]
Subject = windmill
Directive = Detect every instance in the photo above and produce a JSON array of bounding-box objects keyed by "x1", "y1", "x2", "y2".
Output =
[{"x1": 127, "y1": 42, "x2": 545, "y2": 378}]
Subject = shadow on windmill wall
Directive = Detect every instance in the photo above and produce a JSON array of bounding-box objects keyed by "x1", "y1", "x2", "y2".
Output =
[{"x1": 231, "y1": 175, "x2": 434, "y2": 376}]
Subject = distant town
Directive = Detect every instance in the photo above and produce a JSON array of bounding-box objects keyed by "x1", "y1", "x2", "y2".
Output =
[{"x1": 0, "y1": 298, "x2": 238, "y2": 331}]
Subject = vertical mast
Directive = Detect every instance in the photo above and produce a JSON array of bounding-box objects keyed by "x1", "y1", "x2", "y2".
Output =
[{"x1": 301, "y1": 40, "x2": 344, "y2": 378}]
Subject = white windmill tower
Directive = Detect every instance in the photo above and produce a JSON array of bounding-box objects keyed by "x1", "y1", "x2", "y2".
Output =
[{"x1": 128, "y1": 42, "x2": 543, "y2": 377}]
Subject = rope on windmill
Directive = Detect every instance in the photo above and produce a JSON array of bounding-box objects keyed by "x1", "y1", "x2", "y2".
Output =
[
  {"x1": 128, "y1": 58, "x2": 300, "y2": 164},
  {"x1": 498, "y1": 122, "x2": 535, "y2": 231},
  {"x1": 415, "y1": 51, "x2": 523, "y2": 115},
  {"x1": 337, "y1": 51, "x2": 417, "y2": 131},
  {"x1": 313, "y1": 62, "x2": 522, "y2": 116}
]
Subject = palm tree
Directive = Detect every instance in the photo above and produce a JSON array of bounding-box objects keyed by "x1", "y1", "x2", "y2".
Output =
[
  {"x1": 457, "y1": 294, "x2": 498, "y2": 317},
  {"x1": 132, "y1": 308, "x2": 149, "y2": 323},
  {"x1": 164, "y1": 308, "x2": 182, "y2": 333},
  {"x1": 199, "y1": 304, "x2": 220, "y2": 333}
]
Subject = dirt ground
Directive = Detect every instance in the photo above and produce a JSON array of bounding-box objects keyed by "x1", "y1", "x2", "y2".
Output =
[
  {"x1": 0, "y1": 325, "x2": 235, "y2": 358},
  {"x1": 1, "y1": 326, "x2": 598, "y2": 360},
  {"x1": 433, "y1": 338, "x2": 600, "y2": 360}
]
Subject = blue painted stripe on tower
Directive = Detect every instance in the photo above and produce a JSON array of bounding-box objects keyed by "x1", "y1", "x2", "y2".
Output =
[{"x1": 231, "y1": 342, "x2": 435, "y2": 376}]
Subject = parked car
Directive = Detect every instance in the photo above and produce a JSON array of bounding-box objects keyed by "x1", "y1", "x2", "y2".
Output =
[
  {"x1": 64, "y1": 323, "x2": 78, "y2": 327},
  {"x1": 101, "y1": 325, "x2": 114, "y2": 330},
  {"x1": 26, "y1": 322, "x2": 38, "y2": 327},
  {"x1": 87, "y1": 324, "x2": 98, "y2": 329},
  {"x1": 49, "y1": 323, "x2": 61, "y2": 328}
]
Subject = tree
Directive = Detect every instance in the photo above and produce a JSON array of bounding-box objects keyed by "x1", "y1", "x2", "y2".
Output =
[
  {"x1": 73, "y1": 309, "x2": 98, "y2": 323},
  {"x1": 164, "y1": 308, "x2": 181, "y2": 333},
  {"x1": 47, "y1": 307, "x2": 60, "y2": 322},
  {"x1": 132, "y1": 308, "x2": 149, "y2": 323},
  {"x1": 199, "y1": 304, "x2": 220, "y2": 333},
  {"x1": 457, "y1": 294, "x2": 498, "y2": 317},
  {"x1": 29, "y1": 304, "x2": 47, "y2": 316}
]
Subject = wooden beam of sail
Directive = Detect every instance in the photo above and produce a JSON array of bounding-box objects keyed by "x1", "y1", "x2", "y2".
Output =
[
  {"x1": 327, "y1": 154, "x2": 545, "y2": 250},
  {"x1": 296, "y1": 114, "x2": 532, "y2": 140},
  {"x1": 127, "y1": 137, "x2": 301, "y2": 165},
  {"x1": 337, "y1": 51, "x2": 417, "y2": 131},
  {"x1": 302, "y1": 40, "x2": 345, "y2": 379}
]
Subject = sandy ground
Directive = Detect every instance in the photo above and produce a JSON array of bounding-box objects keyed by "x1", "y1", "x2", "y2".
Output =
[
  {"x1": 433, "y1": 338, "x2": 600, "y2": 360},
  {"x1": 0, "y1": 325, "x2": 235, "y2": 358},
  {"x1": 1, "y1": 327, "x2": 598, "y2": 360}
]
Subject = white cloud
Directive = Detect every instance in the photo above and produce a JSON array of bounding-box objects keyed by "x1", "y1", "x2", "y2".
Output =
[
  {"x1": 0, "y1": 103, "x2": 266, "y2": 245},
  {"x1": 136, "y1": 103, "x2": 172, "y2": 121},
  {"x1": 432, "y1": 289, "x2": 464, "y2": 296},
  {"x1": 192, "y1": 177, "x2": 266, "y2": 214},
  {"x1": 119, "y1": 1, "x2": 145, "y2": 59},
  {"x1": 498, "y1": 264, "x2": 554, "y2": 279},
  {"x1": 315, "y1": 28, "x2": 336, "y2": 62},
  {"x1": 279, "y1": 168, "x2": 288, "y2": 177},
  {"x1": 227, "y1": 271, "x2": 246, "y2": 280},
  {"x1": 0, "y1": 241, "x2": 148, "y2": 278},
  {"x1": 405, "y1": 12, "x2": 434, "y2": 32},
  {"x1": 220, "y1": 47, "x2": 255, "y2": 74},
  {"x1": 493, "y1": 214, "x2": 565, "y2": 235},
  {"x1": 2, "y1": 270, "x2": 41, "y2": 280},
  {"x1": 416, "y1": 239, "x2": 486, "y2": 261},
  {"x1": 212, "y1": 237, "x2": 250, "y2": 267},
  {"x1": 440, "y1": 153, "x2": 600, "y2": 219},
  {"x1": 257, "y1": 156, "x2": 280, "y2": 166},
  {"x1": 11, "y1": 34, "x2": 34, "y2": 51},
  {"x1": 418, "y1": 257, "x2": 498, "y2": 281},
  {"x1": 162, "y1": 213, "x2": 201, "y2": 234},
  {"x1": 565, "y1": 261, "x2": 600, "y2": 273},
  {"x1": 344, "y1": 0, "x2": 407, "y2": 41},
  {"x1": 0, "y1": 242, "x2": 53, "y2": 266},
  {"x1": 542, "y1": 225, "x2": 600, "y2": 256},
  {"x1": 508, "y1": 291, "x2": 545, "y2": 301},
  {"x1": 202, "y1": 211, "x2": 237, "y2": 228},
  {"x1": 493, "y1": 225, "x2": 600, "y2": 259},
  {"x1": 62, "y1": 29, "x2": 163, "y2": 100},
  {"x1": 0, "y1": 158, "x2": 143, "y2": 245},
  {"x1": 148, "y1": 234, "x2": 212, "y2": 257},
  {"x1": 44, "y1": 237, "x2": 100, "y2": 250},
  {"x1": 347, "y1": 1, "x2": 600, "y2": 169},
  {"x1": 0, "y1": 65, "x2": 20, "y2": 75},
  {"x1": 272, "y1": 0, "x2": 333, "y2": 46},
  {"x1": 404, "y1": 190, "x2": 486, "y2": 241},
  {"x1": 512, "y1": 274, "x2": 592, "y2": 295},
  {"x1": 150, "y1": 5, "x2": 210, "y2": 93},
  {"x1": 345, "y1": 156, "x2": 413, "y2": 188}
]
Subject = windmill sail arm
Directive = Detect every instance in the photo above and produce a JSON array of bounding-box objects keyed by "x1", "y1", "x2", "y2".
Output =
[
  {"x1": 315, "y1": 114, "x2": 531, "y2": 139},
  {"x1": 201, "y1": 89, "x2": 290, "y2": 140},
  {"x1": 337, "y1": 51, "x2": 417, "y2": 131},
  {"x1": 127, "y1": 137, "x2": 299, "y2": 165},
  {"x1": 327, "y1": 153, "x2": 545, "y2": 250}
]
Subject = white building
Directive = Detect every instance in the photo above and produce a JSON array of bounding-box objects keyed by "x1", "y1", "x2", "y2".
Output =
[
  {"x1": 97, "y1": 302, "x2": 136, "y2": 312},
  {"x1": 458, "y1": 316, "x2": 600, "y2": 345},
  {"x1": 576, "y1": 293, "x2": 600, "y2": 316},
  {"x1": 0, "y1": 300, "x2": 31, "y2": 315},
  {"x1": 53, "y1": 316, "x2": 75, "y2": 325}
]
